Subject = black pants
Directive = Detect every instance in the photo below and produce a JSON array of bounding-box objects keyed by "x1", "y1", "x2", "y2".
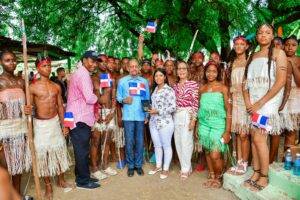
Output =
[{"x1": 70, "y1": 122, "x2": 91, "y2": 184}]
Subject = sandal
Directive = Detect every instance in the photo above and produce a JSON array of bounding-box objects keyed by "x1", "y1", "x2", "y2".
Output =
[
  {"x1": 243, "y1": 169, "x2": 260, "y2": 188},
  {"x1": 250, "y1": 173, "x2": 269, "y2": 192},
  {"x1": 180, "y1": 172, "x2": 189, "y2": 180},
  {"x1": 235, "y1": 161, "x2": 248, "y2": 175},
  {"x1": 148, "y1": 168, "x2": 162, "y2": 175},
  {"x1": 203, "y1": 179, "x2": 215, "y2": 188},
  {"x1": 227, "y1": 160, "x2": 242, "y2": 174},
  {"x1": 207, "y1": 171, "x2": 215, "y2": 179},
  {"x1": 210, "y1": 179, "x2": 222, "y2": 189},
  {"x1": 209, "y1": 174, "x2": 223, "y2": 189}
]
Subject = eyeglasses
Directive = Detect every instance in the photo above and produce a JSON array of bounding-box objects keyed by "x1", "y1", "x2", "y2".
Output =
[{"x1": 177, "y1": 67, "x2": 187, "y2": 70}]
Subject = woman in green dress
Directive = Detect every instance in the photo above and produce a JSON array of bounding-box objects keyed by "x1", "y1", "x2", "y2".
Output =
[{"x1": 198, "y1": 61, "x2": 232, "y2": 188}]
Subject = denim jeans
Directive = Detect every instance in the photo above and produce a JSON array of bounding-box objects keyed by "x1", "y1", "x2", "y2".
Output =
[
  {"x1": 70, "y1": 122, "x2": 91, "y2": 184},
  {"x1": 123, "y1": 121, "x2": 144, "y2": 169}
]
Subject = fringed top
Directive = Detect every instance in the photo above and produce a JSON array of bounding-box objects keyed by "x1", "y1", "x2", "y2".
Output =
[
  {"x1": 0, "y1": 88, "x2": 27, "y2": 139},
  {"x1": 245, "y1": 57, "x2": 276, "y2": 90},
  {"x1": 246, "y1": 57, "x2": 284, "y2": 134},
  {"x1": 0, "y1": 88, "x2": 25, "y2": 120},
  {"x1": 230, "y1": 67, "x2": 245, "y2": 94}
]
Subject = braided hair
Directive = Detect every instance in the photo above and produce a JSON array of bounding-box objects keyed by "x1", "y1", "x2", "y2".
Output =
[
  {"x1": 244, "y1": 24, "x2": 274, "y2": 90},
  {"x1": 227, "y1": 36, "x2": 250, "y2": 86}
]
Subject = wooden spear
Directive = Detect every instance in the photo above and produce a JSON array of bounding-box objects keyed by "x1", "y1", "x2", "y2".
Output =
[{"x1": 21, "y1": 19, "x2": 42, "y2": 200}]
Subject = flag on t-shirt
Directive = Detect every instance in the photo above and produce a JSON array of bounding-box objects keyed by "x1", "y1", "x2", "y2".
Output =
[
  {"x1": 129, "y1": 82, "x2": 146, "y2": 96},
  {"x1": 146, "y1": 21, "x2": 157, "y2": 33},
  {"x1": 251, "y1": 113, "x2": 272, "y2": 131},
  {"x1": 100, "y1": 73, "x2": 112, "y2": 88},
  {"x1": 64, "y1": 112, "x2": 75, "y2": 129}
]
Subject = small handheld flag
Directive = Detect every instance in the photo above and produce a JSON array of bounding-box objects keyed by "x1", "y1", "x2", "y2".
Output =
[
  {"x1": 146, "y1": 21, "x2": 157, "y2": 33},
  {"x1": 251, "y1": 113, "x2": 272, "y2": 131},
  {"x1": 100, "y1": 73, "x2": 112, "y2": 88},
  {"x1": 129, "y1": 82, "x2": 146, "y2": 96},
  {"x1": 64, "y1": 112, "x2": 75, "y2": 129}
]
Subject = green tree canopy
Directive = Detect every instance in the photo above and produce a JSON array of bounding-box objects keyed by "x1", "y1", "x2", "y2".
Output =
[{"x1": 1, "y1": 0, "x2": 299, "y2": 60}]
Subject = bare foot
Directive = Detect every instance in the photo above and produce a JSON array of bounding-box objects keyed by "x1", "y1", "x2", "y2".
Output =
[
  {"x1": 44, "y1": 183, "x2": 53, "y2": 200},
  {"x1": 57, "y1": 180, "x2": 74, "y2": 193}
]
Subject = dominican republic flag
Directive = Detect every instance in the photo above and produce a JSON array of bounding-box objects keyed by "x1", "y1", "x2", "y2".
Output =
[
  {"x1": 129, "y1": 82, "x2": 146, "y2": 96},
  {"x1": 146, "y1": 21, "x2": 157, "y2": 33},
  {"x1": 100, "y1": 73, "x2": 112, "y2": 88},
  {"x1": 251, "y1": 113, "x2": 272, "y2": 131},
  {"x1": 64, "y1": 112, "x2": 75, "y2": 129}
]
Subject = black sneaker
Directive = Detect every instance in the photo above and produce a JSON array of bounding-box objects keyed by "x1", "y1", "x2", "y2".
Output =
[
  {"x1": 90, "y1": 177, "x2": 100, "y2": 183},
  {"x1": 127, "y1": 168, "x2": 134, "y2": 177},
  {"x1": 136, "y1": 168, "x2": 144, "y2": 176},
  {"x1": 76, "y1": 181, "x2": 100, "y2": 190}
]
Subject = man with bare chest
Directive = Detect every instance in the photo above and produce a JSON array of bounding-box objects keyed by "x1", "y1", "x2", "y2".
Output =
[
  {"x1": 30, "y1": 56, "x2": 71, "y2": 199},
  {"x1": 165, "y1": 60, "x2": 177, "y2": 87},
  {"x1": 189, "y1": 52, "x2": 205, "y2": 87},
  {"x1": 91, "y1": 58, "x2": 118, "y2": 179},
  {"x1": 0, "y1": 50, "x2": 31, "y2": 195},
  {"x1": 141, "y1": 59, "x2": 153, "y2": 89}
]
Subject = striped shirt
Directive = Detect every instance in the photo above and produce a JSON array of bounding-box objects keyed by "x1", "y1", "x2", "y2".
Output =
[
  {"x1": 173, "y1": 80, "x2": 199, "y2": 118},
  {"x1": 66, "y1": 65, "x2": 98, "y2": 127}
]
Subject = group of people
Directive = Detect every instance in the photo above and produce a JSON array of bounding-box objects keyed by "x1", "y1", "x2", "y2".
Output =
[{"x1": 0, "y1": 23, "x2": 299, "y2": 199}]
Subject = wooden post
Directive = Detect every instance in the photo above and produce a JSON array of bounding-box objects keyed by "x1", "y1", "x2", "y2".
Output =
[{"x1": 21, "y1": 19, "x2": 42, "y2": 200}]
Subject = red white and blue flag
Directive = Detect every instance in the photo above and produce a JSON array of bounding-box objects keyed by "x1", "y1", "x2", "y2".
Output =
[
  {"x1": 146, "y1": 21, "x2": 157, "y2": 33},
  {"x1": 100, "y1": 73, "x2": 112, "y2": 88},
  {"x1": 129, "y1": 82, "x2": 146, "y2": 96},
  {"x1": 251, "y1": 113, "x2": 272, "y2": 131},
  {"x1": 64, "y1": 112, "x2": 75, "y2": 129}
]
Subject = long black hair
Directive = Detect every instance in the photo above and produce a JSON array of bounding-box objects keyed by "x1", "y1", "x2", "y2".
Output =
[
  {"x1": 244, "y1": 24, "x2": 275, "y2": 89},
  {"x1": 152, "y1": 68, "x2": 168, "y2": 91},
  {"x1": 226, "y1": 35, "x2": 250, "y2": 86}
]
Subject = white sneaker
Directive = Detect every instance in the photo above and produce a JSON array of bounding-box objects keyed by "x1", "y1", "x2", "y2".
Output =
[
  {"x1": 148, "y1": 168, "x2": 162, "y2": 175},
  {"x1": 160, "y1": 173, "x2": 168, "y2": 179},
  {"x1": 103, "y1": 167, "x2": 118, "y2": 176},
  {"x1": 91, "y1": 170, "x2": 108, "y2": 180}
]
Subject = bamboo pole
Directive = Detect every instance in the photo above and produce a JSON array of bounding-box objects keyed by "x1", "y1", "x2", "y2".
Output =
[{"x1": 21, "y1": 19, "x2": 42, "y2": 200}]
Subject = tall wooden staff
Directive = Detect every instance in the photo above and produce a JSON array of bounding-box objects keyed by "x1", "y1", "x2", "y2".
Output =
[
  {"x1": 21, "y1": 19, "x2": 42, "y2": 200},
  {"x1": 185, "y1": 29, "x2": 199, "y2": 62}
]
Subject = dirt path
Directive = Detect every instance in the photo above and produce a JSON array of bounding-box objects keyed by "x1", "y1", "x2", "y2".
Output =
[{"x1": 23, "y1": 162, "x2": 237, "y2": 200}]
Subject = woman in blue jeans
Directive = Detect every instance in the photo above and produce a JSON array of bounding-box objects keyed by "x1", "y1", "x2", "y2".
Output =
[{"x1": 148, "y1": 68, "x2": 176, "y2": 179}]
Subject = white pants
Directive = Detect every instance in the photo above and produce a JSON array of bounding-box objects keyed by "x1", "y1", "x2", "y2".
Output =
[
  {"x1": 149, "y1": 121, "x2": 174, "y2": 171},
  {"x1": 174, "y1": 108, "x2": 194, "y2": 173}
]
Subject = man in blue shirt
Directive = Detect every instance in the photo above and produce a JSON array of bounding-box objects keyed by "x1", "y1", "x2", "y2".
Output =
[{"x1": 117, "y1": 59, "x2": 150, "y2": 177}]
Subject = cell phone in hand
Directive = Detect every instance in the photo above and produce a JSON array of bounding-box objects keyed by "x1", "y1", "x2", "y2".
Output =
[{"x1": 141, "y1": 100, "x2": 151, "y2": 112}]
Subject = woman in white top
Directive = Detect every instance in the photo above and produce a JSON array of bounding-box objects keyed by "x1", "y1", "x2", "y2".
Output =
[
  {"x1": 242, "y1": 24, "x2": 287, "y2": 191},
  {"x1": 148, "y1": 68, "x2": 176, "y2": 179}
]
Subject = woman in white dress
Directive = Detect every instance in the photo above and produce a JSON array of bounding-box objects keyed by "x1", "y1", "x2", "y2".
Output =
[
  {"x1": 226, "y1": 36, "x2": 250, "y2": 175},
  {"x1": 242, "y1": 24, "x2": 287, "y2": 191}
]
